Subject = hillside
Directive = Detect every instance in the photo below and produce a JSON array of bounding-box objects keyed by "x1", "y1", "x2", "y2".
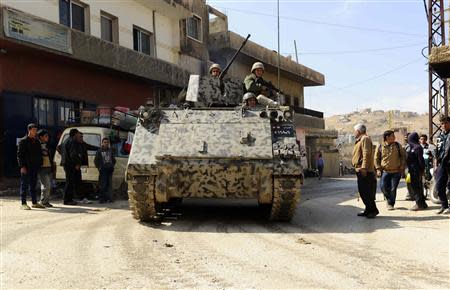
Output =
[
  {"x1": 325, "y1": 108, "x2": 429, "y2": 164},
  {"x1": 325, "y1": 108, "x2": 428, "y2": 137}
]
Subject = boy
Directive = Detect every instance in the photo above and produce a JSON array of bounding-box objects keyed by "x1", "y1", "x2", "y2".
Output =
[
  {"x1": 37, "y1": 129, "x2": 54, "y2": 207},
  {"x1": 94, "y1": 137, "x2": 116, "y2": 203}
]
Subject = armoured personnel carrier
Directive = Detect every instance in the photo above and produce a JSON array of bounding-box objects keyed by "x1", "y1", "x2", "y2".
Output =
[{"x1": 126, "y1": 73, "x2": 303, "y2": 221}]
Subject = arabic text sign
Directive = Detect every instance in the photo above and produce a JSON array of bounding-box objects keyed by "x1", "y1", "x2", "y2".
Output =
[{"x1": 3, "y1": 8, "x2": 72, "y2": 54}]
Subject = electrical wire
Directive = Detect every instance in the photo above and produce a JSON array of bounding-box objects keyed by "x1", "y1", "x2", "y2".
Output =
[
  {"x1": 281, "y1": 42, "x2": 424, "y2": 55},
  {"x1": 336, "y1": 57, "x2": 424, "y2": 90},
  {"x1": 212, "y1": 5, "x2": 425, "y2": 37}
]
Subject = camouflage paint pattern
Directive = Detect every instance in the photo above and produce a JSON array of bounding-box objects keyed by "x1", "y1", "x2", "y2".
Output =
[{"x1": 126, "y1": 77, "x2": 303, "y2": 220}]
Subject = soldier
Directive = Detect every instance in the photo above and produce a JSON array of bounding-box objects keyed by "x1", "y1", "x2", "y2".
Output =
[
  {"x1": 242, "y1": 92, "x2": 258, "y2": 108},
  {"x1": 244, "y1": 62, "x2": 276, "y2": 98},
  {"x1": 209, "y1": 63, "x2": 222, "y2": 78}
]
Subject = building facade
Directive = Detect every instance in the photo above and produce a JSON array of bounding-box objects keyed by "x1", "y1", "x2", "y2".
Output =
[
  {"x1": 0, "y1": 0, "x2": 204, "y2": 177},
  {"x1": 0, "y1": 0, "x2": 336, "y2": 177}
]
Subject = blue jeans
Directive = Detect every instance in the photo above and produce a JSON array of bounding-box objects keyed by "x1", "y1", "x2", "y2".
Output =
[
  {"x1": 380, "y1": 172, "x2": 401, "y2": 206},
  {"x1": 20, "y1": 167, "x2": 39, "y2": 204},
  {"x1": 99, "y1": 168, "x2": 113, "y2": 202},
  {"x1": 435, "y1": 164, "x2": 449, "y2": 209}
]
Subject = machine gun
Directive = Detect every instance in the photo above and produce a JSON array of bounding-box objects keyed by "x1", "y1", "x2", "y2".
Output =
[
  {"x1": 219, "y1": 34, "x2": 251, "y2": 80},
  {"x1": 256, "y1": 78, "x2": 283, "y2": 95}
]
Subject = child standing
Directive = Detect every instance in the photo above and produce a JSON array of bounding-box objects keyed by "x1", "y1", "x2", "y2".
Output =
[{"x1": 94, "y1": 138, "x2": 116, "y2": 203}]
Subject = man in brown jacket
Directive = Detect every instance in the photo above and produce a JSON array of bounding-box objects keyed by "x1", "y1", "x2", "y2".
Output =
[
  {"x1": 375, "y1": 130, "x2": 406, "y2": 210},
  {"x1": 352, "y1": 124, "x2": 379, "y2": 218}
]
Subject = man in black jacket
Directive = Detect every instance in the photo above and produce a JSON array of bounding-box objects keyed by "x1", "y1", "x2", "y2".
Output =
[
  {"x1": 17, "y1": 123, "x2": 45, "y2": 210},
  {"x1": 435, "y1": 116, "x2": 450, "y2": 214},
  {"x1": 60, "y1": 128, "x2": 82, "y2": 205}
]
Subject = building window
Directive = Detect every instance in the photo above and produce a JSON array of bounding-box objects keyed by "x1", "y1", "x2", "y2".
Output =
[
  {"x1": 101, "y1": 11, "x2": 118, "y2": 43},
  {"x1": 133, "y1": 26, "x2": 154, "y2": 56},
  {"x1": 59, "y1": 0, "x2": 88, "y2": 32},
  {"x1": 186, "y1": 15, "x2": 202, "y2": 42},
  {"x1": 33, "y1": 98, "x2": 55, "y2": 126},
  {"x1": 34, "y1": 97, "x2": 77, "y2": 127},
  {"x1": 57, "y1": 100, "x2": 76, "y2": 126}
]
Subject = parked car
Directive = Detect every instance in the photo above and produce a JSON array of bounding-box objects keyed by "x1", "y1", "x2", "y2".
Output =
[{"x1": 54, "y1": 126, "x2": 132, "y2": 197}]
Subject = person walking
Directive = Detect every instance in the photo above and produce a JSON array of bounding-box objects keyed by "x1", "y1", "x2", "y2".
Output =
[
  {"x1": 375, "y1": 130, "x2": 406, "y2": 210},
  {"x1": 352, "y1": 124, "x2": 379, "y2": 218},
  {"x1": 434, "y1": 116, "x2": 450, "y2": 214},
  {"x1": 94, "y1": 138, "x2": 116, "y2": 203},
  {"x1": 16, "y1": 123, "x2": 45, "y2": 209},
  {"x1": 37, "y1": 129, "x2": 54, "y2": 207},
  {"x1": 406, "y1": 132, "x2": 428, "y2": 211},
  {"x1": 316, "y1": 153, "x2": 324, "y2": 180}
]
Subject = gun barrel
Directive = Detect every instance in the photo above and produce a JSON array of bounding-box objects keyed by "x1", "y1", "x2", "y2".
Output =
[{"x1": 219, "y1": 34, "x2": 251, "y2": 79}]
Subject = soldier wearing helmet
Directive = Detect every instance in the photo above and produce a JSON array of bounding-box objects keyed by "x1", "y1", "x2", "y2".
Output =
[
  {"x1": 243, "y1": 62, "x2": 275, "y2": 98},
  {"x1": 243, "y1": 92, "x2": 258, "y2": 108},
  {"x1": 209, "y1": 63, "x2": 222, "y2": 78}
]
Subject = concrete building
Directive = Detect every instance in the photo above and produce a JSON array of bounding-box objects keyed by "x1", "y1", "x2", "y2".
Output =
[
  {"x1": 0, "y1": 0, "x2": 205, "y2": 177},
  {"x1": 0, "y1": 0, "x2": 337, "y2": 177},
  {"x1": 207, "y1": 6, "x2": 338, "y2": 175}
]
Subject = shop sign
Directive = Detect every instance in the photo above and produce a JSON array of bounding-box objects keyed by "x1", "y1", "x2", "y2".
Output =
[{"x1": 3, "y1": 8, "x2": 72, "y2": 54}]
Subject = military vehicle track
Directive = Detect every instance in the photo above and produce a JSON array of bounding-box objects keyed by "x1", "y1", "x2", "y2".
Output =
[
  {"x1": 269, "y1": 176, "x2": 301, "y2": 221},
  {"x1": 129, "y1": 177, "x2": 157, "y2": 222}
]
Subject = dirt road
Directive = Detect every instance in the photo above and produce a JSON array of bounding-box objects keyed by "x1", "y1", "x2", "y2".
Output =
[{"x1": 1, "y1": 177, "x2": 449, "y2": 289}]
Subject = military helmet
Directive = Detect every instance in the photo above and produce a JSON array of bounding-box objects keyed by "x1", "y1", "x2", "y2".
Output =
[
  {"x1": 209, "y1": 63, "x2": 222, "y2": 74},
  {"x1": 243, "y1": 92, "x2": 257, "y2": 102},
  {"x1": 251, "y1": 62, "x2": 264, "y2": 73}
]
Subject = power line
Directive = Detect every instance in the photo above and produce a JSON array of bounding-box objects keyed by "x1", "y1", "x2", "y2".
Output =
[
  {"x1": 281, "y1": 42, "x2": 424, "y2": 55},
  {"x1": 337, "y1": 57, "x2": 424, "y2": 90},
  {"x1": 213, "y1": 5, "x2": 425, "y2": 37}
]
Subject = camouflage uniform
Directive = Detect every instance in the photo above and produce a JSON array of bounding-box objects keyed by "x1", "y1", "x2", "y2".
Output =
[{"x1": 244, "y1": 73, "x2": 270, "y2": 97}]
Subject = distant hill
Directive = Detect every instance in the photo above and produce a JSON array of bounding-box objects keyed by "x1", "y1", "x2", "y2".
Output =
[
  {"x1": 325, "y1": 108, "x2": 428, "y2": 137},
  {"x1": 325, "y1": 108, "x2": 429, "y2": 164}
]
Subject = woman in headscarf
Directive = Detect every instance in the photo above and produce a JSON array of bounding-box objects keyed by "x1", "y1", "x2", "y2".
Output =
[{"x1": 406, "y1": 132, "x2": 428, "y2": 210}]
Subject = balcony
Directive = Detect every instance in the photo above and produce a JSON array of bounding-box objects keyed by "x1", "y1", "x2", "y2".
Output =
[{"x1": 136, "y1": 0, "x2": 191, "y2": 20}]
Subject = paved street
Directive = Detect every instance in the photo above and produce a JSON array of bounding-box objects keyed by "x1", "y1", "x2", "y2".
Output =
[{"x1": 1, "y1": 177, "x2": 449, "y2": 289}]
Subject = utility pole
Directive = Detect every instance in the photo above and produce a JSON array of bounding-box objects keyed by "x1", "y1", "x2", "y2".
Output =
[
  {"x1": 427, "y1": 0, "x2": 448, "y2": 141},
  {"x1": 294, "y1": 40, "x2": 299, "y2": 63},
  {"x1": 277, "y1": 0, "x2": 281, "y2": 92}
]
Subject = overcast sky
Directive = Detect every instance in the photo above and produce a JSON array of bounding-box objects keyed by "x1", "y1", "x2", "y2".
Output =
[{"x1": 206, "y1": 0, "x2": 432, "y2": 116}]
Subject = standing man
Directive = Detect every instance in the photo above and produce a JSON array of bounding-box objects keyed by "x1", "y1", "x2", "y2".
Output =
[
  {"x1": 209, "y1": 63, "x2": 222, "y2": 78},
  {"x1": 17, "y1": 123, "x2": 44, "y2": 209},
  {"x1": 406, "y1": 132, "x2": 428, "y2": 211},
  {"x1": 419, "y1": 134, "x2": 434, "y2": 182},
  {"x1": 375, "y1": 130, "x2": 406, "y2": 210},
  {"x1": 352, "y1": 124, "x2": 379, "y2": 218},
  {"x1": 94, "y1": 138, "x2": 116, "y2": 203},
  {"x1": 37, "y1": 129, "x2": 54, "y2": 207},
  {"x1": 316, "y1": 153, "x2": 324, "y2": 180},
  {"x1": 59, "y1": 128, "x2": 82, "y2": 205},
  {"x1": 434, "y1": 116, "x2": 450, "y2": 214}
]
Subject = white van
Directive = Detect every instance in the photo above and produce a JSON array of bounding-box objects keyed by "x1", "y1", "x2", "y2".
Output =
[{"x1": 54, "y1": 126, "x2": 132, "y2": 196}]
